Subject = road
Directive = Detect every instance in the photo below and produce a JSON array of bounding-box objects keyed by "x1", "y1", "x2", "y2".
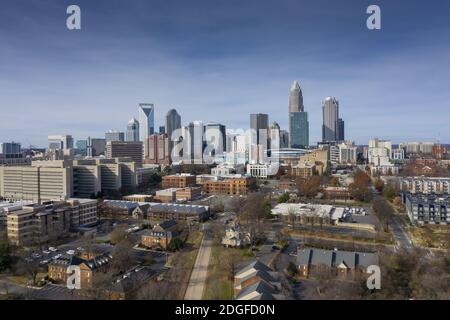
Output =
[
  {"x1": 369, "y1": 185, "x2": 413, "y2": 250},
  {"x1": 184, "y1": 230, "x2": 212, "y2": 300}
]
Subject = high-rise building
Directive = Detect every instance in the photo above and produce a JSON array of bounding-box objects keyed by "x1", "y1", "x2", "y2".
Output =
[
  {"x1": 322, "y1": 97, "x2": 341, "y2": 143},
  {"x1": 48, "y1": 135, "x2": 74, "y2": 151},
  {"x1": 145, "y1": 134, "x2": 170, "y2": 165},
  {"x1": 75, "y1": 140, "x2": 88, "y2": 156},
  {"x1": 289, "y1": 80, "x2": 304, "y2": 113},
  {"x1": 126, "y1": 118, "x2": 140, "y2": 142},
  {"x1": 105, "y1": 130, "x2": 125, "y2": 142},
  {"x1": 204, "y1": 122, "x2": 226, "y2": 156},
  {"x1": 159, "y1": 126, "x2": 165, "y2": 134},
  {"x1": 138, "y1": 103, "x2": 155, "y2": 157},
  {"x1": 106, "y1": 141, "x2": 143, "y2": 168},
  {"x1": 1, "y1": 142, "x2": 21, "y2": 155},
  {"x1": 288, "y1": 81, "x2": 309, "y2": 148},
  {"x1": 87, "y1": 137, "x2": 106, "y2": 157},
  {"x1": 290, "y1": 112, "x2": 309, "y2": 148},
  {"x1": 183, "y1": 121, "x2": 204, "y2": 164},
  {"x1": 250, "y1": 113, "x2": 269, "y2": 164},
  {"x1": 337, "y1": 118, "x2": 345, "y2": 141},
  {"x1": 165, "y1": 109, "x2": 181, "y2": 159}
]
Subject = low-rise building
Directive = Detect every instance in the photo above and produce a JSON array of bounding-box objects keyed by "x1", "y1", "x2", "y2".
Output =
[
  {"x1": 271, "y1": 203, "x2": 349, "y2": 225},
  {"x1": 401, "y1": 177, "x2": 450, "y2": 195},
  {"x1": 6, "y1": 199, "x2": 97, "y2": 246},
  {"x1": 403, "y1": 192, "x2": 449, "y2": 225},
  {"x1": 175, "y1": 187, "x2": 202, "y2": 201},
  {"x1": 154, "y1": 188, "x2": 180, "y2": 203},
  {"x1": 203, "y1": 177, "x2": 256, "y2": 195},
  {"x1": 123, "y1": 194, "x2": 154, "y2": 202},
  {"x1": 234, "y1": 260, "x2": 285, "y2": 300},
  {"x1": 296, "y1": 248, "x2": 378, "y2": 278},
  {"x1": 140, "y1": 220, "x2": 177, "y2": 250},
  {"x1": 322, "y1": 187, "x2": 352, "y2": 200},
  {"x1": 222, "y1": 224, "x2": 250, "y2": 248},
  {"x1": 48, "y1": 252, "x2": 112, "y2": 289},
  {"x1": 162, "y1": 174, "x2": 197, "y2": 188}
]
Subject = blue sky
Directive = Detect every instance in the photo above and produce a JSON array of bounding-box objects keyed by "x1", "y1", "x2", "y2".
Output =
[{"x1": 0, "y1": 0, "x2": 449, "y2": 147}]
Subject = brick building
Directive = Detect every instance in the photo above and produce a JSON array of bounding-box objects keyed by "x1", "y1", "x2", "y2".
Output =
[
  {"x1": 203, "y1": 177, "x2": 256, "y2": 195},
  {"x1": 162, "y1": 174, "x2": 197, "y2": 188}
]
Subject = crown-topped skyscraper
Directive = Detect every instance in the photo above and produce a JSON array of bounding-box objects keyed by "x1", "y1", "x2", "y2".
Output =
[{"x1": 289, "y1": 80, "x2": 309, "y2": 148}]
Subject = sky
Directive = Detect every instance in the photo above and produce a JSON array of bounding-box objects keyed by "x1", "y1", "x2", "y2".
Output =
[{"x1": 0, "y1": 0, "x2": 449, "y2": 147}]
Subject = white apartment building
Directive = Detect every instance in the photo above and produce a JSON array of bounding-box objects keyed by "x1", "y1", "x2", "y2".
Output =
[
  {"x1": 338, "y1": 142, "x2": 357, "y2": 164},
  {"x1": 401, "y1": 177, "x2": 450, "y2": 195}
]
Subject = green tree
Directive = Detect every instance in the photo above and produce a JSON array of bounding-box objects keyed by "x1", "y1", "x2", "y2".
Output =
[
  {"x1": 277, "y1": 192, "x2": 290, "y2": 203},
  {"x1": 383, "y1": 184, "x2": 396, "y2": 202},
  {"x1": 167, "y1": 238, "x2": 184, "y2": 252},
  {"x1": 0, "y1": 242, "x2": 13, "y2": 272}
]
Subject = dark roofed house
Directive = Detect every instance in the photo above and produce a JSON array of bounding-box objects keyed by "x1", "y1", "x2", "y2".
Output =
[
  {"x1": 141, "y1": 219, "x2": 178, "y2": 250},
  {"x1": 296, "y1": 248, "x2": 379, "y2": 278},
  {"x1": 48, "y1": 252, "x2": 113, "y2": 289},
  {"x1": 107, "y1": 266, "x2": 158, "y2": 300},
  {"x1": 233, "y1": 260, "x2": 286, "y2": 300},
  {"x1": 132, "y1": 203, "x2": 151, "y2": 219}
]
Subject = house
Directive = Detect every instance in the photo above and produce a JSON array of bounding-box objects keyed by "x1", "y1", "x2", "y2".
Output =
[
  {"x1": 131, "y1": 203, "x2": 151, "y2": 219},
  {"x1": 141, "y1": 220, "x2": 177, "y2": 250},
  {"x1": 296, "y1": 248, "x2": 379, "y2": 278},
  {"x1": 48, "y1": 252, "x2": 113, "y2": 289},
  {"x1": 222, "y1": 224, "x2": 250, "y2": 248},
  {"x1": 234, "y1": 260, "x2": 285, "y2": 300},
  {"x1": 107, "y1": 266, "x2": 158, "y2": 300}
]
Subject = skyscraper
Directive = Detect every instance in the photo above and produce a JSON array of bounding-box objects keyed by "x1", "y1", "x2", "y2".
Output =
[
  {"x1": 105, "y1": 130, "x2": 125, "y2": 142},
  {"x1": 250, "y1": 113, "x2": 269, "y2": 163},
  {"x1": 337, "y1": 118, "x2": 345, "y2": 141},
  {"x1": 126, "y1": 118, "x2": 140, "y2": 142},
  {"x1": 322, "y1": 97, "x2": 339, "y2": 142},
  {"x1": 289, "y1": 80, "x2": 304, "y2": 113},
  {"x1": 183, "y1": 121, "x2": 204, "y2": 164},
  {"x1": 138, "y1": 103, "x2": 155, "y2": 157},
  {"x1": 288, "y1": 81, "x2": 309, "y2": 148},
  {"x1": 204, "y1": 122, "x2": 226, "y2": 156},
  {"x1": 48, "y1": 135, "x2": 74, "y2": 150},
  {"x1": 290, "y1": 112, "x2": 309, "y2": 148},
  {"x1": 165, "y1": 109, "x2": 181, "y2": 158}
]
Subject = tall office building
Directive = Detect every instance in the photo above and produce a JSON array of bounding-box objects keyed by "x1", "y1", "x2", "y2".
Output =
[
  {"x1": 106, "y1": 141, "x2": 143, "y2": 168},
  {"x1": 145, "y1": 134, "x2": 170, "y2": 165},
  {"x1": 165, "y1": 109, "x2": 182, "y2": 159},
  {"x1": 288, "y1": 81, "x2": 309, "y2": 148},
  {"x1": 250, "y1": 113, "x2": 269, "y2": 164},
  {"x1": 159, "y1": 126, "x2": 165, "y2": 134},
  {"x1": 126, "y1": 118, "x2": 140, "y2": 142},
  {"x1": 138, "y1": 103, "x2": 155, "y2": 157},
  {"x1": 87, "y1": 137, "x2": 106, "y2": 157},
  {"x1": 75, "y1": 140, "x2": 88, "y2": 156},
  {"x1": 337, "y1": 118, "x2": 345, "y2": 141},
  {"x1": 48, "y1": 135, "x2": 74, "y2": 151},
  {"x1": 105, "y1": 130, "x2": 125, "y2": 142},
  {"x1": 1, "y1": 142, "x2": 21, "y2": 155},
  {"x1": 289, "y1": 80, "x2": 304, "y2": 113},
  {"x1": 204, "y1": 122, "x2": 226, "y2": 156},
  {"x1": 322, "y1": 97, "x2": 344, "y2": 143},
  {"x1": 182, "y1": 121, "x2": 204, "y2": 164}
]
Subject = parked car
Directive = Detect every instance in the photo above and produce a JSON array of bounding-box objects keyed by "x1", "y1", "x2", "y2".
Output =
[
  {"x1": 52, "y1": 254, "x2": 62, "y2": 260},
  {"x1": 66, "y1": 250, "x2": 75, "y2": 255},
  {"x1": 40, "y1": 259, "x2": 49, "y2": 265},
  {"x1": 31, "y1": 253, "x2": 41, "y2": 259},
  {"x1": 49, "y1": 247, "x2": 58, "y2": 252},
  {"x1": 77, "y1": 247, "x2": 85, "y2": 251},
  {"x1": 43, "y1": 250, "x2": 51, "y2": 255}
]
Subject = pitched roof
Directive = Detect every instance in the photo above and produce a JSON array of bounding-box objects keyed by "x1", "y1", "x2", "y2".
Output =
[
  {"x1": 296, "y1": 248, "x2": 378, "y2": 269},
  {"x1": 235, "y1": 280, "x2": 276, "y2": 300},
  {"x1": 235, "y1": 259, "x2": 273, "y2": 277}
]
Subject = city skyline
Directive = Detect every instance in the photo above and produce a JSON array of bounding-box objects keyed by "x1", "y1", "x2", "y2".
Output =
[{"x1": 1, "y1": 0, "x2": 450, "y2": 147}]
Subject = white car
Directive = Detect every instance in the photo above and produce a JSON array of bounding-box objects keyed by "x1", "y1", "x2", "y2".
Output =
[
  {"x1": 66, "y1": 250, "x2": 75, "y2": 255},
  {"x1": 49, "y1": 247, "x2": 58, "y2": 252},
  {"x1": 52, "y1": 254, "x2": 62, "y2": 260},
  {"x1": 77, "y1": 247, "x2": 85, "y2": 251},
  {"x1": 43, "y1": 250, "x2": 51, "y2": 255}
]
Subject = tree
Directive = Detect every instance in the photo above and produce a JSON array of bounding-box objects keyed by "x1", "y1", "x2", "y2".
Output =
[
  {"x1": 383, "y1": 184, "x2": 396, "y2": 202},
  {"x1": 329, "y1": 176, "x2": 341, "y2": 187},
  {"x1": 110, "y1": 224, "x2": 127, "y2": 245},
  {"x1": 296, "y1": 176, "x2": 321, "y2": 199},
  {"x1": 374, "y1": 178, "x2": 384, "y2": 193},
  {"x1": 14, "y1": 258, "x2": 41, "y2": 286},
  {"x1": 0, "y1": 242, "x2": 13, "y2": 272},
  {"x1": 286, "y1": 262, "x2": 298, "y2": 277},
  {"x1": 277, "y1": 193, "x2": 290, "y2": 203},
  {"x1": 349, "y1": 170, "x2": 371, "y2": 202},
  {"x1": 111, "y1": 239, "x2": 135, "y2": 273},
  {"x1": 167, "y1": 238, "x2": 184, "y2": 252}
]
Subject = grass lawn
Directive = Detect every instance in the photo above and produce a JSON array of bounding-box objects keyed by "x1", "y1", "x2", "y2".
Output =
[
  {"x1": 409, "y1": 225, "x2": 450, "y2": 249},
  {"x1": 203, "y1": 240, "x2": 253, "y2": 300},
  {"x1": 162, "y1": 231, "x2": 203, "y2": 298}
]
